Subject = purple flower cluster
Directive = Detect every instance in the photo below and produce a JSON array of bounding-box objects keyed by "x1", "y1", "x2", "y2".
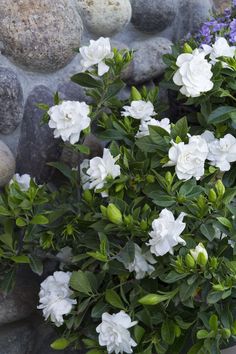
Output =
[{"x1": 196, "y1": 2, "x2": 236, "y2": 46}]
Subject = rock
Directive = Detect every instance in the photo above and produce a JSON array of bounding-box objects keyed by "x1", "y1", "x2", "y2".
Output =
[
  {"x1": 0, "y1": 67, "x2": 24, "y2": 134},
  {"x1": 16, "y1": 86, "x2": 62, "y2": 182},
  {"x1": 57, "y1": 82, "x2": 88, "y2": 102},
  {"x1": 0, "y1": 0, "x2": 83, "y2": 72},
  {"x1": 174, "y1": 0, "x2": 213, "y2": 41},
  {"x1": 126, "y1": 37, "x2": 172, "y2": 84},
  {"x1": 0, "y1": 268, "x2": 39, "y2": 325},
  {"x1": 131, "y1": 0, "x2": 177, "y2": 33},
  {"x1": 0, "y1": 140, "x2": 15, "y2": 187},
  {"x1": 77, "y1": 0, "x2": 132, "y2": 36},
  {"x1": 0, "y1": 321, "x2": 34, "y2": 354}
]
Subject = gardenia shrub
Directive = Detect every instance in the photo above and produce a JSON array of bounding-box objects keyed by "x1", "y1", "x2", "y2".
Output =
[{"x1": 0, "y1": 31, "x2": 236, "y2": 354}]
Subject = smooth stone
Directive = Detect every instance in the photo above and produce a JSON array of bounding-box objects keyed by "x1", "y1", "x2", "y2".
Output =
[
  {"x1": 126, "y1": 37, "x2": 173, "y2": 84},
  {"x1": 131, "y1": 0, "x2": 177, "y2": 33},
  {"x1": 57, "y1": 81, "x2": 88, "y2": 102},
  {"x1": 0, "y1": 268, "x2": 39, "y2": 325},
  {"x1": 173, "y1": 0, "x2": 213, "y2": 41},
  {"x1": 77, "y1": 0, "x2": 132, "y2": 36},
  {"x1": 0, "y1": 140, "x2": 15, "y2": 187},
  {"x1": 0, "y1": 0, "x2": 83, "y2": 72},
  {"x1": 0, "y1": 67, "x2": 23, "y2": 134},
  {"x1": 16, "y1": 86, "x2": 62, "y2": 182},
  {"x1": 0, "y1": 321, "x2": 34, "y2": 354}
]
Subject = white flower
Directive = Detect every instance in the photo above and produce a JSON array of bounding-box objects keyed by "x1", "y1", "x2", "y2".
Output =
[
  {"x1": 10, "y1": 173, "x2": 31, "y2": 191},
  {"x1": 56, "y1": 247, "x2": 73, "y2": 270},
  {"x1": 124, "y1": 244, "x2": 156, "y2": 279},
  {"x1": 173, "y1": 49, "x2": 213, "y2": 97},
  {"x1": 37, "y1": 271, "x2": 76, "y2": 327},
  {"x1": 80, "y1": 37, "x2": 114, "y2": 76},
  {"x1": 202, "y1": 37, "x2": 235, "y2": 66},
  {"x1": 190, "y1": 243, "x2": 208, "y2": 262},
  {"x1": 96, "y1": 311, "x2": 137, "y2": 354},
  {"x1": 122, "y1": 100, "x2": 156, "y2": 121},
  {"x1": 48, "y1": 101, "x2": 91, "y2": 144},
  {"x1": 80, "y1": 159, "x2": 90, "y2": 190},
  {"x1": 146, "y1": 209, "x2": 186, "y2": 257},
  {"x1": 202, "y1": 131, "x2": 236, "y2": 171},
  {"x1": 86, "y1": 148, "x2": 120, "y2": 191},
  {"x1": 136, "y1": 118, "x2": 171, "y2": 138},
  {"x1": 165, "y1": 136, "x2": 209, "y2": 180}
]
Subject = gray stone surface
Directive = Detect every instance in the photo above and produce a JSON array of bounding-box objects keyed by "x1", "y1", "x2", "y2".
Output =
[
  {"x1": 0, "y1": 140, "x2": 15, "y2": 187},
  {"x1": 57, "y1": 81, "x2": 87, "y2": 102},
  {"x1": 0, "y1": 269, "x2": 39, "y2": 325},
  {"x1": 16, "y1": 86, "x2": 62, "y2": 182},
  {"x1": 131, "y1": 0, "x2": 177, "y2": 33},
  {"x1": 222, "y1": 346, "x2": 236, "y2": 354},
  {"x1": 0, "y1": 0, "x2": 83, "y2": 72},
  {"x1": 77, "y1": 0, "x2": 132, "y2": 36},
  {"x1": 0, "y1": 321, "x2": 34, "y2": 354},
  {"x1": 0, "y1": 67, "x2": 23, "y2": 134},
  {"x1": 126, "y1": 37, "x2": 173, "y2": 84}
]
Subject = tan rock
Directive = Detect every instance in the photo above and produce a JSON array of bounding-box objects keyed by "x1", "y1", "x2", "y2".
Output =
[
  {"x1": 0, "y1": 140, "x2": 15, "y2": 187},
  {"x1": 0, "y1": 0, "x2": 83, "y2": 72}
]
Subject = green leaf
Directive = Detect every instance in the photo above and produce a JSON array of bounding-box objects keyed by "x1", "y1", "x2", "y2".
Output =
[
  {"x1": 74, "y1": 144, "x2": 90, "y2": 155},
  {"x1": 48, "y1": 162, "x2": 74, "y2": 181},
  {"x1": 29, "y1": 255, "x2": 43, "y2": 275},
  {"x1": 196, "y1": 329, "x2": 209, "y2": 339},
  {"x1": 216, "y1": 217, "x2": 232, "y2": 230},
  {"x1": 161, "y1": 320, "x2": 176, "y2": 345},
  {"x1": 171, "y1": 117, "x2": 188, "y2": 139},
  {"x1": 105, "y1": 289, "x2": 125, "y2": 310},
  {"x1": 116, "y1": 240, "x2": 135, "y2": 264},
  {"x1": 134, "y1": 325, "x2": 145, "y2": 344},
  {"x1": 208, "y1": 106, "x2": 236, "y2": 124},
  {"x1": 71, "y1": 73, "x2": 102, "y2": 88},
  {"x1": 200, "y1": 224, "x2": 216, "y2": 241},
  {"x1": 50, "y1": 338, "x2": 70, "y2": 350},
  {"x1": 70, "y1": 271, "x2": 93, "y2": 295},
  {"x1": 11, "y1": 255, "x2": 30, "y2": 264},
  {"x1": 135, "y1": 136, "x2": 159, "y2": 152},
  {"x1": 31, "y1": 215, "x2": 49, "y2": 225},
  {"x1": 104, "y1": 79, "x2": 125, "y2": 101},
  {"x1": 16, "y1": 217, "x2": 27, "y2": 227}
]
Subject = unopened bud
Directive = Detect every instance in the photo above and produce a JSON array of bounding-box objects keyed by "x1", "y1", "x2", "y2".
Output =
[
  {"x1": 197, "y1": 195, "x2": 206, "y2": 209},
  {"x1": 174, "y1": 325, "x2": 181, "y2": 338},
  {"x1": 140, "y1": 220, "x2": 148, "y2": 231},
  {"x1": 131, "y1": 86, "x2": 142, "y2": 101},
  {"x1": 100, "y1": 205, "x2": 107, "y2": 218},
  {"x1": 82, "y1": 190, "x2": 93, "y2": 204},
  {"x1": 116, "y1": 53, "x2": 123, "y2": 63},
  {"x1": 107, "y1": 204, "x2": 123, "y2": 225},
  {"x1": 183, "y1": 43, "x2": 193, "y2": 53},
  {"x1": 208, "y1": 189, "x2": 217, "y2": 203},
  {"x1": 165, "y1": 171, "x2": 173, "y2": 184},
  {"x1": 124, "y1": 215, "x2": 133, "y2": 225},
  {"x1": 215, "y1": 180, "x2": 225, "y2": 198},
  {"x1": 185, "y1": 254, "x2": 195, "y2": 268},
  {"x1": 146, "y1": 175, "x2": 155, "y2": 183},
  {"x1": 190, "y1": 243, "x2": 208, "y2": 267},
  {"x1": 221, "y1": 328, "x2": 231, "y2": 339},
  {"x1": 115, "y1": 183, "x2": 124, "y2": 193}
]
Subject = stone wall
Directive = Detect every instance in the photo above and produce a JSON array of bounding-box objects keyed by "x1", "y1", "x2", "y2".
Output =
[{"x1": 0, "y1": 1, "x2": 230, "y2": 353}]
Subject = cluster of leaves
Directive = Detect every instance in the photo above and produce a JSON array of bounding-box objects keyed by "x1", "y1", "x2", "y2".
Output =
[{"x1": 0, "y1": 46, "x2": 236, "y2": 354}]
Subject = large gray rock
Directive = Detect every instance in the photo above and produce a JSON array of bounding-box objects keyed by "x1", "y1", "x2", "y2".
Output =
[
  {"x1": 0, "y1": 321, "x2": 34, "y2": 354},
  {"x1": 0, "y1": 140, "x2": 15, "y2": 187},
  {"x1": 173, "y1": 0, "x2": 213, "y2": 41},
  {"x1": 131, "y1": 0, "x2": 177, "y2": 33},
  {"x1": 0, "y1": 0, "x2": 83, "y2": 72},
  {"x1": 57, "y1": 82, "x2": 87, "y2": 102},
  {"x1": 126, "y1": 37, "x2": 173, "y2": 84},
  {"x1": 0, "y1": 268, "x2": 39, "y2": 325},
  {"x1": 16, "y1": 86, "x2": 62, "y2": 182},
  {"x1": 0, "y1": 67, "x2": 23, "y2": 134},
  {"x1": 77, "y1": 0, "x2": 132, "y2": 36}
]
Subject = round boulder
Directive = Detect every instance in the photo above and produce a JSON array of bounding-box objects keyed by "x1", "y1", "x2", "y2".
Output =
[
  {"x1": 0, "y1": 0, "x2": 83, "y2": 72},
  {"x1": 0, "y1": 67, "x2": 23, "y2": 135},
  {"x1": 131, "y1": 0, "x2": 177, "y2": 33},
  {"x1": 77, "y1": 0, "x2": 132, "y2": 36},
  {"x1": 0, "y1": 140, "x2": 15, "y2": 187}
]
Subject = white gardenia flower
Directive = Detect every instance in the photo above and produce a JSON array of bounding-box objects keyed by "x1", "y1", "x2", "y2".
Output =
[
  {"x1": 122, "y1": 100, "x2": 156, "y2": 122},
  {"x1": 80, "y1": 37, "x2": 114, "y2": 76},
  {"x1": 48, "y1": 101, "x2": 91, "y2": 145},
  {"x1": 86, "y1": 148, "x2": 120, "y2": 191},
  {"x1": 146, "y1": 209, "x2": 186, "y2": 257},
  {"x1": 136, "y1": 118, "x2": 171, "y2": 138},
  {"x1": 37, "y1": 271, "x2": 76, "y2": 327},
  {"x1": 173, "y1": 49, "x2": 213, "y2": 97},
  {"x1": 10, "y1": 173, "x2": 31, "y2": 191},
  {"x1": 96, "y1": 311, "x2": 137, "y2": 354},
  {"x1": 202, "y1": 37, "x2": 236, "y2": 66},
  {"x1": 202, "y1": 131, "x2": 236, "y2": 171},
  {"x1": 190, "y1": 243, "x2": 208, "y2": 262},
  {"x1": 165, "y1": 135, "x2": 209, "y2": 180},
  {"x1": 124, "y1": 244, "x2": 156, "y2": 279}
]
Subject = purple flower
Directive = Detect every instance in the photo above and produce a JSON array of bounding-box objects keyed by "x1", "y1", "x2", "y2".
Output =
[{"x1": 230, "y1": 18, "x2": 236, "y2": 43}]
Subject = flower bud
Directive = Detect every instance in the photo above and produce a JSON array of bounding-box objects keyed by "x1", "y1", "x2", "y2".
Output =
[
  {"x1": 210, "y1": 257, "x2": 218, "y2": 270},
  {"x1": 115, "y1": 183, "x2": 124, "y2": 193},
  {"x1": 165, "y1": 171, "x2": 173, "y2": 185},
  {"x1": 197, "y1": 195, "x2": 206, "y2": 209},
  {"x1": 208, "y1": 189, "x2": 217, "y2": 203},
  {"x1": 221, "y1": 328, "x2": 231, "y2": 339},
  {"x1": 131, "y1": 86, "x2": 142, "y2": 101},
  {"x1": 124, "y1": 215, "x2": 133, "y2": 225},
  {"x1": 183, "y1": 43, "x2": 193, "y2": 54},
  {"x1": 100, "y1": 205, "x2": 107, "y2": 217},
  {"x1": 140, "y1": 220, "x2": 148, "y2": 231},
  {"x1": 190, "y1": 243, "x2": 208, "y2": 267},
  {"x1": 82, "y1": 190, "x2": 93, "y2": 204},
  {"x1": 146, "y1": 175, "x2": 155, "y2": 184},
  {"x1": 215, "y1": 180, "x2": 225, "y2": 198},
  {"x1": 174, "y1": 325, "x2": 181, "y2": 338},
  {"x1": 107, "y1": 204, "x2": 123, "y2": 225},
  {"x1": 116, "y1": 53, "x2": 123, "y2": 63},
  {"x1": 185, "y1": 254, "x2": 195, "y2": 269}
]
